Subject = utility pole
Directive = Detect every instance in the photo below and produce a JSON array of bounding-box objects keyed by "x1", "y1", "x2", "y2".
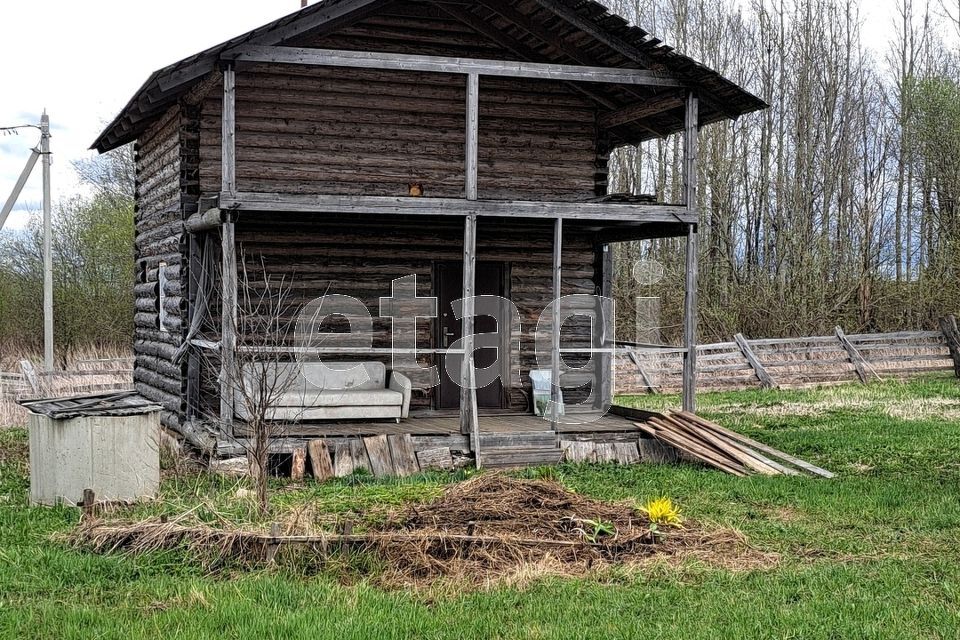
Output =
[
  {"x1": 0, "y1": 113, "x2": 54, "y2": 371},
  {"x1": 41, "y1": 112, "x2": 53, "y2": 371}
]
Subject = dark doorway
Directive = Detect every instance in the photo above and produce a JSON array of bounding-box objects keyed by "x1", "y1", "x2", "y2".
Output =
[{"x1": 435, "y1": 261, "x2": 508, "y2": 410}]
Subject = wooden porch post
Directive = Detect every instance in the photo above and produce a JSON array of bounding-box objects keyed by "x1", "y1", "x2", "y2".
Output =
[
  {"x1": 681, "y1": 91, "x2": 699, "y2": 413},
  {"x1": 595, "y1": 242, "x2": 614, "y2": 409},
  {"x1": 219, "y1": 65, "x2": 238, "y2": 426},
  {"x1": 551, "y1": 217, "x2": 563, "y2": 429},
  {"x1": 460, "y1": 73, "x2": 480, "y2": 439},
  {"x1": 460, "y1": 213, "x2": 477, "y2": 436}
]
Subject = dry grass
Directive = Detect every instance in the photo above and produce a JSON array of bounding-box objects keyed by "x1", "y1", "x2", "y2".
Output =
[
  {"x1": 0, "y1": 345, "x2": 133, "y2": 428},
  {"x1": 69, "y1": 474, "x2": 774, "y2": 590}
]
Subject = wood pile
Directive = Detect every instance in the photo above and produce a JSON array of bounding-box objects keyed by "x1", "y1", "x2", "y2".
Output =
[{"x1": 637, "y1": 411, "x2": 835, "y2": 478}]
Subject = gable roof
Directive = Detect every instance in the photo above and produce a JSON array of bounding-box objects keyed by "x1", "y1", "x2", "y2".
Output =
[{"x1": 92, "y1": 0, "x2": 767, "y2": 153}]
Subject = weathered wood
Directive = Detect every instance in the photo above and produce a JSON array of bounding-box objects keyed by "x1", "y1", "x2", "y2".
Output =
[
  {"x1": 594, "y1": 443, "x2": 618, "y2": 463},
  {"x1": 290, "y1": 446, "x2": 307, "y2": 481},
  {"x1": 18, "y1": 360, "x2": 39, "y2": 395},
  {"x1": 363, "y1": 435, "x2": 394, "y2": 477},
  {"x1": 733, "y1": 333, "x2": 777, "y2": 389},
  {"x1": 550, "y1": 217, "x2": 563, "y2": 430},
  {"x1": 460, "y1": 214, "x2": 477, "y2": 436},
  {"x1": 221, "y1": 66, "x2": 236, "y2": 194},
  {"x1": 307, "y1": 439, "x2": 334, "y2": 482},
  {"x1": 465, "y1": 72, "x2": 479, "y2": 200},
  {"x1": 219, "y1": 220, "x2": 237, "y2": 426},
  {"x1": 387, "y1": 434, "x2": 420, "y2": 476},
  {"x1": 939, "y1": 315, "x2": 960, "y2": 378},
  {"x1": 681, "y1": 91, "x2": 699, "y2": 413},
  {"x1": 637, "y1": 437, "x2": 679, "y2": 463},
  {"x1": 677, "y1": 411, "x2": 835, "y2": 478},
  {"x1": 612, "y1": 442, "x2": 640, "y2": 464},
  {"x1": 223, "y1": 45, "x2": 686, "y2": 87},
  {"x1": 625, "y1": 350, "x2": 657, "y2": 393},
  {"x1": 217, "y1": 193, "x2": 694, "y2": 223},
  {"x1": 332, "y1": 439, "x2": 367, "y2": 477},
  {"x1": 416, "y1": 446, "x2": 453, "y2": 470},
  {"x1": 835, "y1": 325, "x2": 871, "y2": 383},
  {"x1": 560, "y1": 440, "x2": 596, "y2": 463},
  {"x1": 599, "y1": 94, "x2": 686, "y2": 129},
  {"x1": 184, "y1": 207, "x2": 224, "y2": 233}
]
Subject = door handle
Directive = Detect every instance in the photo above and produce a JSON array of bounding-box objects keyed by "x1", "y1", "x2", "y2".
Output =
[{"x1": 443, "y1": 328, "x2": 455, "y2": 348}]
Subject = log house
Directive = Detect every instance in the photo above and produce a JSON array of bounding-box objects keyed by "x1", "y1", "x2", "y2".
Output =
[{"x1": 94, "y1": 0, "x2": 766, "y2": 466}]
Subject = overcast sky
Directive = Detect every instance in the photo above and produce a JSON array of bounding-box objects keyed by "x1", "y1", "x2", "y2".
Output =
[{"x1": 0, "y1": 0, "x2": 916, "y2": 230}]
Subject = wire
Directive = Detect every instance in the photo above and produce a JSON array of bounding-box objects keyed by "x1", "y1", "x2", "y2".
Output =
[{"x1": 0, "y1": 124, "x2": 40, "y2": 134}]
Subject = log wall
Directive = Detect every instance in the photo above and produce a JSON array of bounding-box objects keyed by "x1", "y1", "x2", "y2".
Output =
[
  {"x1": 196, "y1": 216, "x2": 599, "y2": 417},
  {"x1": 197, "y1": 8, "x2": 607, "y2": 201},
  {"x1": 133, "y1": 106, "x2": 187, "y2": 431}
]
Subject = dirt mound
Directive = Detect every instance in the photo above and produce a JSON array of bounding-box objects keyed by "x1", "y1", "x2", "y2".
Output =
[
  {"x1": 70, "y1": 474, "x2": 775, "y2": 590},
  {"x1": 397, "y1": 473, "x2": 646, "y2": 540}
]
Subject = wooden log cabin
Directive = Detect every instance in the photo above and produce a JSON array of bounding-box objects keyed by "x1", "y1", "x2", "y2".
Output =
[{"x1": 94, "y1": 0, "x2": 766, "y2": 468}]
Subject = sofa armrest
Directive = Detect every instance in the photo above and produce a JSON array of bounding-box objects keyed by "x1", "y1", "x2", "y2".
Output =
[{"x1": 388, "y1": 371, "x2": 412, "y2": 419}]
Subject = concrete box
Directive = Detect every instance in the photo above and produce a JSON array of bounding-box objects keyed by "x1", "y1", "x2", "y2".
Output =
[{"x1": 28, "y1": 411, "x2": 161, "y2": 505}]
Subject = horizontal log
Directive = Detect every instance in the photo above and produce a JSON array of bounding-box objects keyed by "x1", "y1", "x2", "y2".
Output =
[
  {"x1": 224, "y1": 45, "x2": 686, "y2": 87},
  {"x1": 219, "y1": 192, "x2": 693, "y2": 223}
]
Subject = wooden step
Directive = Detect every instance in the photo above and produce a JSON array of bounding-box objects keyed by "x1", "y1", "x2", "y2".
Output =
[
  {"x1": 480, "y1": 446, "x2": 564, "y2": 469},
  {"x1": 478, "y1": 431, "x2": 557, "y2": 449}
]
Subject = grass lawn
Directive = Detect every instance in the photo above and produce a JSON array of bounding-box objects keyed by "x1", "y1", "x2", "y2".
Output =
[{"x1": 2, "y1": 378, "x2": 960, "y2": 639}]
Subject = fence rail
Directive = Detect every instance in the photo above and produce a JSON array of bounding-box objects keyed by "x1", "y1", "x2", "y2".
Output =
[{"x1": 615, "y1": 320, "x2": 960, "y2": 395}]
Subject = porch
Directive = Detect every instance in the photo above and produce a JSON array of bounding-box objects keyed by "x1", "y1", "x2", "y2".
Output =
[{"x1": 215, "y1": 407, "x2": 663, "y2": 470}]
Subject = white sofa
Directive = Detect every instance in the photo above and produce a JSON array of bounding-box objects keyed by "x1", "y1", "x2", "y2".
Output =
[{"x1": 234, "y1": 361, "x2": 412, "y2": 422}]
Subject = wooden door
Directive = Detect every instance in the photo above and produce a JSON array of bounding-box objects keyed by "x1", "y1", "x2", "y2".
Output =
[{"x1": 436, "y1": 262, "x2": 507, "y2": 409}]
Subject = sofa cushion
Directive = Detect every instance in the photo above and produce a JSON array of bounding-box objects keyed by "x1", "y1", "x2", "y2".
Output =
[
  {"x1": 301, "y1": 361, "x2": 386, "y2": 391},
  {"x1": 274, "y1": 388, "x2": 403, "y2": 408}
]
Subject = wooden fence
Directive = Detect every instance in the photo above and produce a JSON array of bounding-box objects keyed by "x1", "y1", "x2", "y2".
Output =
[{"x1": 616, "y1": 321, "x2": 960, "y2": 395}]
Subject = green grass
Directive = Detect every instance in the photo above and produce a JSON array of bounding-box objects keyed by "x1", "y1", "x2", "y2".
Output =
[{"x1": 3, "y1": 378, "x2": 960, "y2": 638}]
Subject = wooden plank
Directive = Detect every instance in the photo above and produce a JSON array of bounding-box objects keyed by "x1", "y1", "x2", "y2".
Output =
[
  {"x1": 221, "y1": 66, "x2": 236, "y2": 194},
  {"x1": 835, "y1": 325, "x2": 871, "y2": 383},
  {"x1": 550, "y1": 216, "x2": 563, "y2": 429},
  {"x1": 681, "y1": 92, "x2": 699, "y2": 412},
  {"x1": 639, "y1": 418, "x2": 749, "y2": 476},
  {"x1": 387, "y1": 434, "x2": 420, "y2": 477},
  {"x1": 416, "y1": 447, "x2": 453, "y2": 471},
  {"x1": 613, "y1": 442, "x2": 641, "y2": 464},
  {"x1": 18, "y1": 360, "x2": 39, "y2": 395},
  {"x1": 349, "y1": 439, "x2": 371, "y2": 474},
  {"x1": 594, "y1": 442, "x2": 618, "y2": 463},
  {"x1": 676, "y1": 411, "x2": 835, "y2": 478},
  {"x1": 939, "y1": 315, "x2": 960, "y2": 378},
  {"x1": 660, "y1": 413, "x2": 780, "y2": 475},
  {"x1": 333, "y1": 439, "x2": 366, "y2": 477},
  {"x1": 363, "y1": 435, "x2": 394, "y2": 477},
  {"x1": 218, "y1": 192, "x2": 695, "y2": 224},
  {"x1": 637, "y1": 437, "x2": 679, "y2": 464},
  {"x1": 465, "y1": 72, "x2": 479, "y2": 200},
  {"x1": 560, "y1": 440, "x2": 596, "y2": 463},
  {"x1": 734, "y1": 333, "x2": 777, "y2": 389},
  {"x1": 224, "y1": 45, "x2": 686, "y2": 87},
  {"x1": 307, "y1": 439, "x2": 334, "y2": 482},
  {"x1": 460, "y1": 214, "x2": 477, "y2": 436},
  {"x1": 290, "y1": 446, "x2": 307, "y2": 481},
  {"x1": 626, "y1": 350, "x2": 657, "y2": 393},
  {"x1": 219, "y1": 219, "x2": 237, "y2": 425},
  {"x1": 724, "y1": 439, "x2": 800, "y2": 476}
]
